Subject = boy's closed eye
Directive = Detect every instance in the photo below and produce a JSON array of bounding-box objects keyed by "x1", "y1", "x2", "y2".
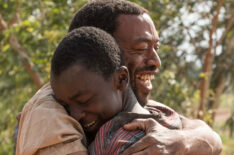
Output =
[{"x1": 74, "y1": 94, "x2": 96, "y2": 106}]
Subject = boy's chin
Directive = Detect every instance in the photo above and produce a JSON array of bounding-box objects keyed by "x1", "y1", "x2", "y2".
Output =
[{"x1": 85, "y1": 131, "x2": 97, "y2": 143}]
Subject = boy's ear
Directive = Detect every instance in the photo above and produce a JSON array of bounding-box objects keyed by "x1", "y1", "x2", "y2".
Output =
[{"x1": 114, "y1": 66, "x2": 129, "y2": 91}]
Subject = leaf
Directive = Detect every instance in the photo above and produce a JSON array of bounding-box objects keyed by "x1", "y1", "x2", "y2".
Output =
[{"x1": 2, "y1": 44, "x2": 10, "y2": 52}]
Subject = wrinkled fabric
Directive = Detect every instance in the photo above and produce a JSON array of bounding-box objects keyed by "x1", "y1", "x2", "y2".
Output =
[
  {"x1": 16, "y1": 83, "x2": 87, "y2": 155},
  {"x1": 89, "y1": 103, "x2": 182, "y2": 155}
]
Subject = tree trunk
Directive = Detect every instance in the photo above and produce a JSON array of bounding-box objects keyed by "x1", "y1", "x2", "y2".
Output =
[{"x1": 197, "y1": 0, "x2": 223, "y2": 120}]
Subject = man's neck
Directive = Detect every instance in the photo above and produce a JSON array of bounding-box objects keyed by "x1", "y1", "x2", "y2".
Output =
[{"x1": 121, "y1": 87, "x2": 150, "y2": 114}]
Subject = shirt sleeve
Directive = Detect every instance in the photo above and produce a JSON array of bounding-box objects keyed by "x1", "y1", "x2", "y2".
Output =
[
  {"x1": 37, "y1": 138, "x2": 87, "y2": 155},
  {"x1": 16, "y1": 83, "x2": 87, "y2": 155}
]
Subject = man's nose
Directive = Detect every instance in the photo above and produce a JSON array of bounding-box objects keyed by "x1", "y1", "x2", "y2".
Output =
[{"x1": 146, "y1": 48, "x2": 161, "y2": 69}]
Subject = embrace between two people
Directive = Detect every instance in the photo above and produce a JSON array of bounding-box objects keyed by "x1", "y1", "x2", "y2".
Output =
[{"x1": 16, "y1": 0, "x2": 222, "y2": 155}]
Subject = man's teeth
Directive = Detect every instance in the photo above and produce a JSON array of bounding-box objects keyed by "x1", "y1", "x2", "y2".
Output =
[
  {"x1": 136, "y1": 74, "x2": 154, "y2": 87},
  {"x1": 84, "y1": 121, "x2": 96, "y2": 128},
  {"x1": 136, "y1": 74, "x2": 155, "y2": 80}
]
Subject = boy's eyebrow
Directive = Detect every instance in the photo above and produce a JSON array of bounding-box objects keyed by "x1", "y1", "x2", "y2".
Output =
[{"x1": 69, "y1": 90, "x2": 89, "y2": 101}]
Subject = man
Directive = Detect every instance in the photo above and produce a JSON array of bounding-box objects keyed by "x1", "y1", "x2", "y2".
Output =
[{"x1": 16, "y1": 0, "x2": 222, "y2": 154}]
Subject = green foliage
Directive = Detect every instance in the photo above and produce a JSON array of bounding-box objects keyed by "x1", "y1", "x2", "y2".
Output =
[{"x1": 0, "y1": 0, "x2": 87, "y2": 154}]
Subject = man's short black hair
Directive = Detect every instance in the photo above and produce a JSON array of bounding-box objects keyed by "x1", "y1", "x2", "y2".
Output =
[
  {"x1": 51, "y1": 27, "x2": 121, "y2": 79},
  {"x1": 68, "y1": 0, "x2": 147, "y2": 35}
]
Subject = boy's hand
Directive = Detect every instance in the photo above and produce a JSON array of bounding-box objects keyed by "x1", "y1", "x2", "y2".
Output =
[
  {"x1": 16, "y1": 112, "x2": 22, "y2": 121},
  {"x1": 122, "y1": 118, "x2": 185, "y2": 155}
]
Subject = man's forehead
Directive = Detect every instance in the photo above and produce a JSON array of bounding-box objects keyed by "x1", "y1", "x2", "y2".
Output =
[
  {"x1": 117, "y1": 14, "x2": 145, "y2": 26},
  {"x1": 115, "y1": 13, "x2": 159, "y2": 43}
]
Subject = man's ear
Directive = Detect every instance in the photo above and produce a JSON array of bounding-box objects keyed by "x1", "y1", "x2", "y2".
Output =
[{"x1": 114, "y1": 66, "x2": 129, "y2": 91}]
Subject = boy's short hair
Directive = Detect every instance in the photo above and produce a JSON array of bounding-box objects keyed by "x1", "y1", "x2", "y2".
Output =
[
  {"x1": 68, "y1": 0, "x2": 147, "y2": 35},
  {"x1": 51, "y1": 27, "x2": 121, "y2": 79}
]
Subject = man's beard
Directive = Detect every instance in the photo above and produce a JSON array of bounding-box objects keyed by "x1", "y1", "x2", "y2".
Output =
[
  {"x1": 130, "y1": 75, "x2": 149, "y2": 106},
  {"x1": 129, "y1": 66, "x2": 156, "y2": 106}
]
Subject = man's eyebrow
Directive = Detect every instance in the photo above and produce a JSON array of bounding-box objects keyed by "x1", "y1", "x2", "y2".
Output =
[{"x1": 134, "y1": 37, "x2": 159, "y2": 43}]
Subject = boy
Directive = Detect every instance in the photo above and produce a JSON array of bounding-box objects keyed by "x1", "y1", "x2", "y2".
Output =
[{"x1": 50, "y1": 26, "x2": 181, "y2": 154}]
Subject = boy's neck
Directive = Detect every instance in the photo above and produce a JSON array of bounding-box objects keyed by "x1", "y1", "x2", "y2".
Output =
[{"x1": 121, "y1": 87, "x2": 150, "y2": 114}]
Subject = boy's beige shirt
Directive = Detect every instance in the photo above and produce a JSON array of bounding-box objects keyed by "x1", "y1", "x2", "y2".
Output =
[{"x1": 16, "y1": 83, "x2": 87, "y2": 155}]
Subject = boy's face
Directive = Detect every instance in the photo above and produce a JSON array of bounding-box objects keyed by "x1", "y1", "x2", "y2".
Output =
[{"x1": 52, "y1": 63, "x2": 123, "y2": 136}]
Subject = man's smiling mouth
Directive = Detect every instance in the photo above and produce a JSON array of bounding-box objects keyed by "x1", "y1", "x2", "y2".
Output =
[{"x1": 136, "y1": 73, "x2": 155, "y2": 87}]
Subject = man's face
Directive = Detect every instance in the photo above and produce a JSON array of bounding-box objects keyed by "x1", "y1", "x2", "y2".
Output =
[
  {"x1": 52, "y1": 63, "x2": 122, "y2": 137},
  {"x1": 114, "y1": 13, "x2": 161, "y2": 106}
]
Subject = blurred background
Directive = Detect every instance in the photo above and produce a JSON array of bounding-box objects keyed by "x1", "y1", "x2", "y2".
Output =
[{"x1": 0, "y1": 0, "x2": 233, "y2": 154}]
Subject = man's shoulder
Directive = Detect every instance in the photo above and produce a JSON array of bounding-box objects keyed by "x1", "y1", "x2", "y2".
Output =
[
  {"x1": 31, "y1": 82, "x2": 55, "y2": 103},
  {"x1": 146, "y1": 99, "x2": 177, "y2": 115},
  {"x1": 147, "y1": 100, "x2": 173, "y2": 110},
  {"x1": 17, "y1": 84, "x2": 87, "y2": 155},
  {"x1": 146, "y1": 99, "x2": 182, "y2": 129},
  {"x1": 19, "y1": 82, "x2": 75, "y2": 132},
  {"x1": 23, "y1": 82, "x2": 60, "y2": 110},
  {"x1": 21, "y1": 82, "x2": 74, "y2": 124}
]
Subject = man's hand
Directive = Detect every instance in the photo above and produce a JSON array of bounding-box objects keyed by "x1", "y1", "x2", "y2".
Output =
[
  {"x1": 122, "y1": 117, "x2": 222, "y2": 155},
  {"x1": 122, "y1": 118, "x2": 186, "y2": 155}
]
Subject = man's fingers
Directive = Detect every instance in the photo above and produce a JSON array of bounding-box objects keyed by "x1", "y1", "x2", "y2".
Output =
[
  {"x1": 123, "y1": 119, "x2": 148, "y2": 131},
  {"x1": 122, "y1": 134, "x2": 157, "y2": 155},
  {"x1": 123, "y1": 118, "x2": 158, "y2": 132}
]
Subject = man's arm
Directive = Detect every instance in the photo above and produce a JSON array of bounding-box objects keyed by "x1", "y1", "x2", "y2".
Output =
[
  {"x1": 179, "y1": 115, "x2": 222, "y2": 155},
  {"x1": 122, "y1": 102, "x2": 222, "y2": 155},
  {"x1": 122, "y1": 118, "x2": 222, "y2": 155}
]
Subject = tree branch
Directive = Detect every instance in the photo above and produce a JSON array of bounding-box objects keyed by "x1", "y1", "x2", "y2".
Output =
[
  {"x1": 0, "y1": 14, "x2": 7, "y2": 31},
  {"x1": 209, "y1": 0, "x2": 223, "y2": 53},
  {"x1": 214, "y1": 10, "x2": 234, "y2": 48},
  {"x1": 198, "y1": 0, "x2": 224, "y2": 119},
  {"x1": 0, "y1": 12, "x2": 44, "y2": 89}
]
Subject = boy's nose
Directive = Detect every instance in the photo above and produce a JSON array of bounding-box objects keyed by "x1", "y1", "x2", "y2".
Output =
[
  {"x1": 71, "y1": 109, "x2": 86, "y2": 122},
  {"x1": 75, "y1": 112, "x2": 86, "y2": 121}
]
